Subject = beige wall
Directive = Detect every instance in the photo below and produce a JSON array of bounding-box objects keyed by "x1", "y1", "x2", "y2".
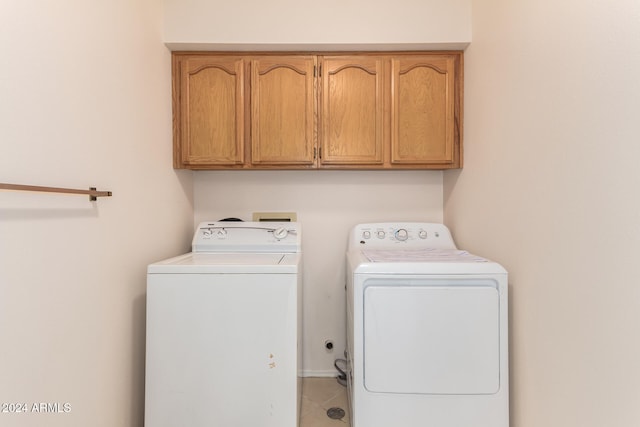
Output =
[
  {"x1": 194, "y1": 170, "x2": 443, "y2": 374},
  {"x1": 163, "y1": 0, "x2": 470, "y2": 49},
  {"x1": 167, "y1": 0, "x2": 467, "y2": 376},
  {"x1": 8, "y1": 0, "x2": 637, "y2": 424},
  {"x1": 0, "y1": 2, "x2": 193, "y2": 426},
  {"x1": 444, "y1": 0, "x2": 640, "y2": 425}
]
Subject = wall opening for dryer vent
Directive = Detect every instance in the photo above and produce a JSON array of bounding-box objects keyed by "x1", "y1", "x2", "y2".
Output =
[{"x1": 253, "y1": 212, "x2": 297, "y2": 222}]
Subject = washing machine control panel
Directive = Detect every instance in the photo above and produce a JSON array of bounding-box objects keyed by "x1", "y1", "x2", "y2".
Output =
[
  {"x1": 349, "y1": 223, "x2": 457, "y2": 250},
  {"x1": 193, "y1": 221, "x2": 301, "y2": 253}
]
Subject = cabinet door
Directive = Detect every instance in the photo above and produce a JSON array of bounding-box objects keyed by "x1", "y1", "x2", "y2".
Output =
[
  {"x1": 176, "y1": 56, "x2": 245, "y2": 167},
  {"x1": 391, "y1": 55, "x2": 458, "y2": 165},
  {"x1": 251, "y1": 56, "x2": 316, "y2": 166},
  {"x1": 320, "y1": 56, "x2": 385, "y2": 166}
]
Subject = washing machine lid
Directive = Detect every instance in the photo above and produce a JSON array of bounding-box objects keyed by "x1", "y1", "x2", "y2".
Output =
[
  {"x1": 348, "y1": 249, "x2": 507, "y2": 275},
  {"x1": 147, "y1": 252, "x2": 301, "y2": 274}
]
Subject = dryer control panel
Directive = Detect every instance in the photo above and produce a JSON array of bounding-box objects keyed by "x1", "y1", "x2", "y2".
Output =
[{"x1": 348, "y1": 223, "x2": 456, "y2": 250}]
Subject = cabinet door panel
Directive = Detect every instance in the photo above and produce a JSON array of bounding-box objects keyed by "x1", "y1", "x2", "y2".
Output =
[
  {"x1": 321, "y1": 57, "x2": 384, "y2": 166},
  {"x1": 251, "y1": 57, "x2": 316, "y2": 166},
  {"x1": 180, "y1": 57, "x2": 245, "y2": 166},
  {"x1": 391, "y1": 56, "x2": 456, "y2": 165}
]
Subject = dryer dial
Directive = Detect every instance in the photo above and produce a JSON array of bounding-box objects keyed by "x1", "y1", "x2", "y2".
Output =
[{"x1": 395, "y1": 229, "x2": 409, "y2": 241}]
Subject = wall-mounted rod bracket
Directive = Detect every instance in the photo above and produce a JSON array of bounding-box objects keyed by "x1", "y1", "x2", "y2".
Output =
[{"x1": 0, "y1": 183, "x2": 113, "y2": 202}]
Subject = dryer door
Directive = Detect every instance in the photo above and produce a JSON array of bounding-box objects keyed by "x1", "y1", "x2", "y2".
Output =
[{"x1": 363, "y1": 279, "x2": 500, "y2": 395}]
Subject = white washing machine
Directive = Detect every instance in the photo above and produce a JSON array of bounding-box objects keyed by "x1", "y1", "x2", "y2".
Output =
[
  {"x1": 145, "y1": 222, "x2": 302, "y2": 427},
  {"x1": 346, "y1": 222, "x2": 508, "y2": 427}
]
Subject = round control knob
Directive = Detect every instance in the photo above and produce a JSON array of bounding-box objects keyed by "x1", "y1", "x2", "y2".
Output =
[
  {"x1": 377, "y1": 230, "x2": 386, "y2": 239},
  {"x1": 216, "y1": 229, "x2": 227, "y2": 238},
  {"x1": 273, "y1": 227, "x2": 288, "y2": 239},
  {"x1": 419, "y1": 230, "x2": 428, "y2": 239},
  {"x1": 202, "y1": 229, "x2": 213, "y2": 237},
  {"x1": 362, "y1": 230, "x2": 371, "y2": 239},
  {"x1": 395, "y1": 229, "x2": 409, "y2": 241}
]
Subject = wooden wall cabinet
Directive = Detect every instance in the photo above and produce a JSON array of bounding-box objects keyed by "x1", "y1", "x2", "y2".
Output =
[
  {"x1": 251, "y1": 56, "x2": 316, "y2": 167},
  {"x1": 172, "y1": 52, "x2": 463, "y2": 170},
  {"x1": 173, "y1": 56, "x2": 245, "y2": 167},
  {"x1": 320, "y1": 56, "x2": 385, "y2": 166},
  {"x1": 391, "y1": 56, "x2": 459, "y2": 166}
]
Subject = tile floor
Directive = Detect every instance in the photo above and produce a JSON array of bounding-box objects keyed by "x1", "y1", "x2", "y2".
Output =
[{"x1": 301, "y1": 377, "x2": 350, "y2": 427}]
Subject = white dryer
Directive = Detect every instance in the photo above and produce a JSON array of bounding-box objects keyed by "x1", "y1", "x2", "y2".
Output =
[
  {"x1": 346, "y1": 223, "x2": 508, "y2": 427},
  {"x1": 145, "y1": 222, "x2": 302, "y2": 427}
]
